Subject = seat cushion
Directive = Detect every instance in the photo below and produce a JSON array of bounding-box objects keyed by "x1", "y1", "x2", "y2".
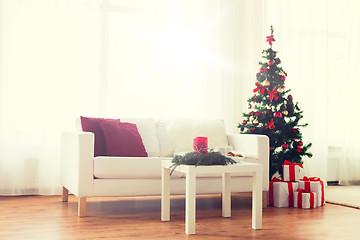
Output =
[{"x1": 94, "y1": 157, "x2": 181, "y2": 179}]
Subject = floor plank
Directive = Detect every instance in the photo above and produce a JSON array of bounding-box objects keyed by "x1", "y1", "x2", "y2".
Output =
[{"x1": 0, "y1": 193, "x2": 359, "y2": 240}]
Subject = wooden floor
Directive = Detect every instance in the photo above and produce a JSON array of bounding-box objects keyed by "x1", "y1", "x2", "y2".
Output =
[{"x1": 1, "y1": 193, "x2": 359, "y2": 240}]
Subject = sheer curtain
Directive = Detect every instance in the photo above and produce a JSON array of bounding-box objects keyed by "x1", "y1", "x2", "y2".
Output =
[
  {"x1": 332, "y1": 0, "x2": 360, "y2": 185},
  {"x1": 264, "y1": 0, "x2": 329, "y2": 180},
  {"x1": 0, "y1": 0, "x2": 102, "y2": 195},
  {"x1": 0, "y1": 0, "x2": 261, "y2": 195},
  {"x1": 103, "y1": 0, "x2": 262, "y2": 130},
  {"x1": 104, "y1": 0, "x2": 223, "y2": 119},
  {"x1": 265, "y1": 0, "x2": 360, "y2": 184}
]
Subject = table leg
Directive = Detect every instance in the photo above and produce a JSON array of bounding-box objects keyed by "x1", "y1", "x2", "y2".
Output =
[
  {"x1": 186, "y1": 172, "x2": 196, "y2": 235},
  {"x1": 222, "y1": 172, "x2": 231, "y2": 217},
  {"x1": 252, "y1": 167, "x2": 263, "y2": 229},
  {"x1": 161, "y1": 167, "x2": 170, "y2": 221}
]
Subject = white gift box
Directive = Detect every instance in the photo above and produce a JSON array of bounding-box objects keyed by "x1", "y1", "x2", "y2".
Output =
[
  {"x1": 294, "y1": 191, "x2": 317, "y2": 209},
  {"x1": 268, "y1": 181, "x2": 298, "y2": 207},
  {"x1": 298, "y1": 178, "x2": 325, "y2": 207},
  {"x1": 283, "y1": 165, "x2": 301, "y2": 182}
]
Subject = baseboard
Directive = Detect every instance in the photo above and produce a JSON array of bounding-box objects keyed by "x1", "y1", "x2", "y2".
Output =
[{"x1": 327, "y1": 181, "x2": 339, "y2": 186}]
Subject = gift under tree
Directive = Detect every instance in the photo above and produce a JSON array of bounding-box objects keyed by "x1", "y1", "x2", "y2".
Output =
[{"x1": 238, "y1": 26, "x2": 312, "y2": 179}]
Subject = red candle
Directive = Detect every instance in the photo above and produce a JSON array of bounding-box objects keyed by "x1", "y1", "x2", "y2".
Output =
[{"x1": 193, "y1": 137, "x2": 208, "y2": 154}]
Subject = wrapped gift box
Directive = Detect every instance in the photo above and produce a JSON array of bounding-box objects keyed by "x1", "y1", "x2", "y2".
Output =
[
  {"x1": 299, "y1": 177, "x2": 325, "y2": 207},
  {"x1": 268, "y1": 178, "x2": 298, "y2": 207},
  {"x1": 294, "y1": 189, "x2": 317, "y2": 209},
  {"x1": 283, "y1": 160, "x2": 303, "y2": 182}
]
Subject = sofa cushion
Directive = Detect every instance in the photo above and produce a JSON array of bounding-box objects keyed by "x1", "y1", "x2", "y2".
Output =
[
  {"x1": 99, "y1": 119, "x2": 148, "y2": 157},
  {"x1": 167, "y1": 118, "x2": 229, "y2": 154},
  {"x1": 156, "y1": 119, "x2": 176, "y2": 157},
  {"x1": 80, "y1": 116, "x2": 113, "y2": 157},
  {"x1": 121, "y1": 118, "x2": 160, "y2": 157},
  {"x1": 93, "y1": 157, "x2": 182, "y2": 179}
]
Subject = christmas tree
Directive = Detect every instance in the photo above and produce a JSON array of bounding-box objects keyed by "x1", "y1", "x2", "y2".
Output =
[{"x1": 238, "y1": 26, "x2": 312, "y2": 179}]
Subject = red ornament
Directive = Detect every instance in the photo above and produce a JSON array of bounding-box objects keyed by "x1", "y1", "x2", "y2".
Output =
[
  {"x1": 268, "y1": 60, "x2": 274, "y2": 66},
  {"x1": 288, "y1": 95, "x2": 293, "y2": 99},
  {"x1": 281, "y1": 75, "x2": 286, "y2": 81},
  {"x1": 268, "y1": 87, "x2": 279, "y2": 101},
  {"x1": 265, "y1": 119, "x2": 275, "y2": 130},
  {"x1": 266, "y1": 35, "x2": 275, "y2": 45},
  {"x1": 297, "y1": 147, "x2": 303, "y2": 153},
  {"x1": 290, "y1": 128, "x2": 299, "y2": 133},
  {"x1": 282, "y1": 143, "x2": 289, "y2": 149},
  {"x1": 256, "y1": 112, "x2": 263, "y2": 116},
  {"x1": 259, "y1": 67, "x2": 268, "y2": 73},
  {"x1": 298, "y1": 141, "x2": 303, "y2": 146},
  {"x1": 274, "y1": 112, "x2": 282, "y2": 118},
  {"x1": 242, "y1": 120, "x2": 247, "y2": 124}
]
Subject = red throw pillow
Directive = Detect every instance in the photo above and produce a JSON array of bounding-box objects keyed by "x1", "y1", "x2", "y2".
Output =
[
  {"x1": 80, "y1": 117, "x2": 121, "y2": 157},
  {"x1": 98, "y1": 119, "x2": 148, "y2": 157}
]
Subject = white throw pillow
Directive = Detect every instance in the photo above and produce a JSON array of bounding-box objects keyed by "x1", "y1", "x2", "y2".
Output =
[
  {"x1": 156, "y1": 119, "x2": 176, "y2": 157},
  {"x1": 167, "y1": 118, "x2": 229, "y2": 154},
  {"x1": 121, "y1": 118, "x2": 161, "y2": 157}
]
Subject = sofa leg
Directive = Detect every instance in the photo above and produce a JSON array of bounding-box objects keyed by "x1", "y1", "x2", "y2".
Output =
[
  {"x1": 262, "y1": 191, "x2": 267, "y2": 208},
  {"x1": 62, "y1": 186, "x2": 69, "y2": 202},
  {"x1": 78, "y1": 197, "x2": 87, "y2": 217}
]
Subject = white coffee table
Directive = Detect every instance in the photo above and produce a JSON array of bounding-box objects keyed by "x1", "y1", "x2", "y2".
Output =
[{"x1": 161, "y1": 160, "x2": 263, "y2": 235}]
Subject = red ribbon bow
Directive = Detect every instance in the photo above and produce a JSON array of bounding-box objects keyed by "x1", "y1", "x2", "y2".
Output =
[
  {"x1": 300, "y1": 176, "x2": 325, "y2": 206},
  {"x1": 297, "y1": 189, "x2": 315, "y2": 208},
  {"x1": 271, "y1": 177, "x2": 282, "y2": 182},
  {"x1": 283, "y1": 160, "x2": 303, "y2": 168},
  {"x1": 283, "y1": 160, "x2": 303, "y2": 182},
  {"x1": 253, "y1": 82, "x2": 266, "y2": 95},
  {"x1": 268, "y1": 87, "x2": 279, "y2": 101},
  {"x1": 265, "y1": 119, "x2": 275, "y2": 130},
  {"x1": 297, "y1": 189, "x2": 311, "y2": 194},
  {"x1": 301, "y1": 176, "x2": 320, "y2": 181},
  {"x1": 266, "y1": 35, "x2": 275, "y2": 45}
]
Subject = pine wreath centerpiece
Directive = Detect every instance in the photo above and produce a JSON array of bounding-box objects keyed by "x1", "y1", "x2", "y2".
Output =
[
  {"x1": 238, "y1": 26, "x2": 312, "y2": 179},
  {"x1": 169, "y1": 151, "x2": 236, "y2": 175}
]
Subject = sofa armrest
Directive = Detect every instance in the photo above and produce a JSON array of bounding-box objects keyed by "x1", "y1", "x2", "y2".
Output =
[
  {"x1": 61, "y1": 131, "x2": 94, "y2": 198},
  {"x1": 227, "y1": 133, "x2": 269, "y2": 190}
]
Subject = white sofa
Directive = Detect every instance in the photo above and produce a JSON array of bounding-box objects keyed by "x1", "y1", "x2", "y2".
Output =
[{"x1": 61, "y1": 118, "x2": 269, "y2": 217}]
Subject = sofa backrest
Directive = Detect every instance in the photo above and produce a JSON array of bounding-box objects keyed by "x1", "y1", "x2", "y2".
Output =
[
  {"x1": 76, "y1": 117, "x2": 229, "y2": 158},
  {"x1": 164, "y1": 118, "x2": 229, "y2": 155}
]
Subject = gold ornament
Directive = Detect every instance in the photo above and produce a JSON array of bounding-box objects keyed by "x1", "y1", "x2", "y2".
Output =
[
  {"x1": 263, "y1": 79, "x2": 270, "y2": 87},
  {"x1": 277, "y1": 88, "x2": 284, "y2": 93},
  {"x1": 250, "y1": 116, "x2": 255, "y2": 121},
  {"x1": 282, "y1": 110, "x2": 288, "y2": 116}
]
